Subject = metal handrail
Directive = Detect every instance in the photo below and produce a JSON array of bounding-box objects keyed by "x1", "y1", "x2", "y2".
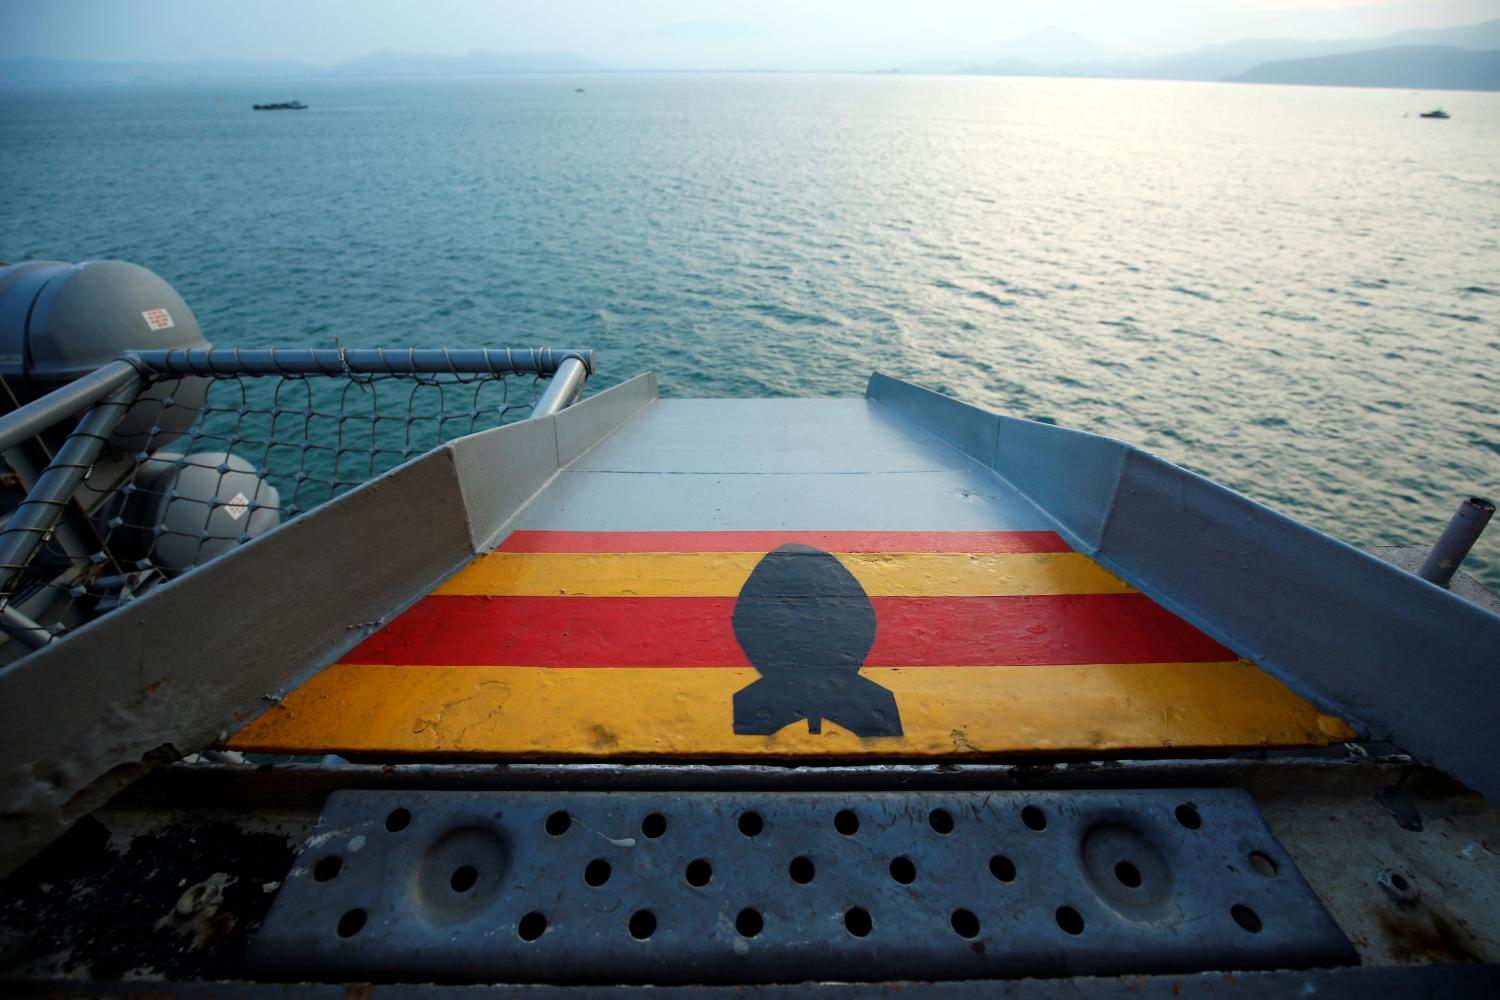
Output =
[
  {"x1": 0, "y1": 359, "x2": 141, "y2": 454},
  {"x1": 126, "y1": 347, "x2": 594, "y2": 378},
  {"x1": 529, "y1": 356, "x2": 590, "y2": 418},
  {"x1": 0, "y1": 347, "x2": 597, "y2": 652}
]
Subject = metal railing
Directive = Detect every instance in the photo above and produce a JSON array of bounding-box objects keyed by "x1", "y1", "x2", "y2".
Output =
[{"x1": 0, "y1": 347, "x2": 593, "y2": 653}]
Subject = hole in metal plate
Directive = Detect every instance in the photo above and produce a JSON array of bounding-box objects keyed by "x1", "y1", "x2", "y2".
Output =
[
  {"x1": 736, "y1": 908, "x2": 763, "y2": 938},
  {"x1": 313, "y1": 856, "x2": 342, "y2": 882},
  {"x1": 789, "y1": 856, "x2": 815, "y2": 884},
  {"x1": 336, "y1": 909, "x2": 366, "y2": 938},
  {"x1": 951, "y1": 909, "x2": 979, "y2": 939},
  {"x1": 1056, "y1": 906, "x2": 1085, "y2": 935},
  {"x1": 450, "y1": 865, "x2": 478, "y2": 893},
  {"x1": 685, "y1": 859, "x2": 712, "y2": 887},
  {"x1": 518, "y1": 912, "x2": 547, "y2": 941},
  {"x1": 584, "y1": 859, "x2": 612, "y2": 887},
  {"x1": 889, "y1": 856, "x2": 916, "y2": 884},
  {"x1": 629, "y1": 910, "x2": 657, "y2": 940},
  {"x1": 834, "y1": 809, "x2": 859, "y2": 835},
  {"x1": 928, "y1": 809, "x2": 953, "y2": 834},
  {"x1": 844, "y1": 907, "x2": 872, "y2": 937}
]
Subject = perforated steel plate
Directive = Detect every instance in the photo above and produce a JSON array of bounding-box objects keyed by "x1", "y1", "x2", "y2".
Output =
[{"x1": 251, "y1": 789, "x2": 1354, "y2": 984}]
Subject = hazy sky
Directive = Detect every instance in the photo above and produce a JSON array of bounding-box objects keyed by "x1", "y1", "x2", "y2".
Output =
[{"x1": 2, "y1": 0, "x2": 1496, "y2": 69}]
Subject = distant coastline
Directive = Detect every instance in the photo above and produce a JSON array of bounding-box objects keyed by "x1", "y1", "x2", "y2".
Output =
[{"x1": 4, "y1": 19, "x2": 1500, "y2": 93}]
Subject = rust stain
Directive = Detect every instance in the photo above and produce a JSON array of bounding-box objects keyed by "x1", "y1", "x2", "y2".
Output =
[{"x1": 1376, "y1": 907, "x2": 1484, "y2": 964}]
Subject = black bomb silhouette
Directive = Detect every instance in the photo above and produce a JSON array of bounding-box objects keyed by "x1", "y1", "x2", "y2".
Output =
[{"x1": 731, "y1": 543, "x2": 903, "y2": 737}]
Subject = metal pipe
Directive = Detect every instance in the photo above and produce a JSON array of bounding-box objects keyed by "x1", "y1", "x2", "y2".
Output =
[
  {"x1": 0, "y1": 377, "x2": 142, "y2": 598},
  {"x1": 0, "y1": 603, "x2": 52, "y2": 650},
  {"x1": 0, "y1": 445, "x2": 92, "y2": 562},
  {"x1": 1417, "y1": 497, "x2": 1495, "y2": 587},
  {"x1": 127, "y1": 347, "x2": 594, "y2": 378},
  {"x1": 0, "y1": 359, "x2": 141, "y2": 453},
  {"x1": 529, "y1": 356, "x2": 590, "y2": 418}
]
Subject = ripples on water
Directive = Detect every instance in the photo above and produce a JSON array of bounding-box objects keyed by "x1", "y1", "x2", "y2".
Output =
[{"x1": 1, "y1": 75, "x2": 1496, "y2": 584}]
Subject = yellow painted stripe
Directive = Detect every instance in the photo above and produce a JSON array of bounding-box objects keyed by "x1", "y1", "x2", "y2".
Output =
[
  {"x1": 229, "y1": 662, "x2": 1355, "y2": 758},
  {"x1": 433, "y1": 551, "x2": 1134, "y2": 598}
]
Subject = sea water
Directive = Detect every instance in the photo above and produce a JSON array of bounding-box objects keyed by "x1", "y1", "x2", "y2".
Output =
[{"x1": 1, "y1": 74, "x2": 1496, "y2": 584}]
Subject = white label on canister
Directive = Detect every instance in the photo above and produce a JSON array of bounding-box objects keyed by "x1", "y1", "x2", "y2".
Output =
[
  {"x1": 142, "y1": 308, "x2": 175, "y2": 331},
  {"x1": 225, "y1": 492, "x2": 250, "y2": 521}
]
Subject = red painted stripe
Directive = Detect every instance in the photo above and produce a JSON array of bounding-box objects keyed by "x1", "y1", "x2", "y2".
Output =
[
  {"x1": 343, "y1": 594, "x2": 1235, "y2": 667},
  {"x1": 497, "y1": 530, "x2": 1072, "y2": 554}
]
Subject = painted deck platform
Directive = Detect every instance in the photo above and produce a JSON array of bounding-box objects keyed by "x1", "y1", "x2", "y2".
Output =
[
  {"x1": 230, "y1": 398, "x2": 1351, "y2": 759},
  {"x1": 4, "y1": 368, "x2": 1499, "y2": 877}
]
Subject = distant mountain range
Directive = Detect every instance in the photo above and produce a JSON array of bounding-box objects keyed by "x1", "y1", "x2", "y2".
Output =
[
  {"x1": 1229, "y1": 46, "x2": 1500, "y2": 92},
  {"x1": 4, "y1": 20, "x2": 1499, "y2": 92},
  {"x1": 0, "y1": 48, "x2": 600, "y2": 84},
  {"x1": 1132, "y1": 18, "x2": 1500, "y2": 81},
  {"x1": 953, "y1": 18, "x2": 1500, "y2": 91}
]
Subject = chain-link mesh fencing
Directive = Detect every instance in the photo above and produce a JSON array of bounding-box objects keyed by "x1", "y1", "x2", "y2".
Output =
[{"x1": 0, "y1": 348, "x2": 585, "y2": 656}]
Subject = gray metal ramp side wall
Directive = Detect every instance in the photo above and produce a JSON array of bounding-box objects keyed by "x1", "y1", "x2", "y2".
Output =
[
  {"x1": 0, "y1": 374, "x2": 658, "y2": 875},
  {"x1": 867, "y1": 372, "x2": 1500, "y2": 803},
  {"x1": 454, "y1": 373, "x2": 658, "y2": 551}
]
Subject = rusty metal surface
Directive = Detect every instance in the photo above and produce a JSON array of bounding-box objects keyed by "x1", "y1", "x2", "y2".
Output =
[
  {"x1": 0, "y1": 809, "x2": 299, "y2": 982},
  {"x1": 7, "y1": 966, "x2": 1500, "y2": 998},
  {"x1": 4, "y1": 755, "x2": 1498, "y2": 984},
  {"x1": 250, "y1": 789, "x2": 1353, "y2": 984}
]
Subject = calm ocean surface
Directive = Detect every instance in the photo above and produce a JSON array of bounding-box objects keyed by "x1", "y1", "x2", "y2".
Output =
[{"x1": 1, "y1": 75, "x2": 1497, "y2": 584}]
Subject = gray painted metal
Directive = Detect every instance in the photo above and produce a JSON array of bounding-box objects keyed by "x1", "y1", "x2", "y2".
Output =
[
  {"x1": 0, "y1": 260, "x2": 208, "y2": 382},
  {"x1": 252, "y1": 789, "x2": 1353, "y2": 984},
  {"x1": 0, "y1": 359, "x2": 140, "y2": 453},
  {"x1": 0, "y1": 438, "x2": 94, "y2": 567},
  {"x1": 1418, "y1": 497, "x2": 1495, "y2": 587},
  {"x1": 0, "y1": 374, "x2": 658, "y2": 876},
  {"x1": 865, "y1": 372, "x2": 1500, "y2": 803},
  {"x1": 1367, "y1": 545, "x2": 1500, "y2": 616},
  {"x1": 529, "y1": 356, "x2": 590, "y2": 418},
  {"x1": 127, "y1": 347, "x2": 594, "y2": 377},
  {"x1": 512, "y1": 399, "x2": 1054, "y2": 531},
  {"x1": 0, "y1": 376, "x2": 142, "y2": 601},
  {"x1": 0, "y1": 605, "x2": 51, "y2": 651}
]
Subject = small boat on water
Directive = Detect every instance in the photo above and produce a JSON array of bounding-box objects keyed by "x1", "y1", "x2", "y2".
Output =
[
  {"x1": 252, "y1": 100, "x2": 307, "y2": 111},
  {"x1": 1419, "y1": 108, "x2": 1450, "y2": 119}
]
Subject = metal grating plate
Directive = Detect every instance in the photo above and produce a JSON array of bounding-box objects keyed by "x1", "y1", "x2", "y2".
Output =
[{"x1": 250, "y1": 789, "x2": 1355, "y2": 984}]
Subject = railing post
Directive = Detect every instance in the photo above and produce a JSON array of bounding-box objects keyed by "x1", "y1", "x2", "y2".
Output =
[
  {"x1": 0, "y1": 376, "x2": 143, "y2": 599},
  {"x1": 1417, "y1": 497, "x2": 1495, "y2": 588},
  {"x1": 529, "y1": 356, "x2": 590, "y2": 418}
]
